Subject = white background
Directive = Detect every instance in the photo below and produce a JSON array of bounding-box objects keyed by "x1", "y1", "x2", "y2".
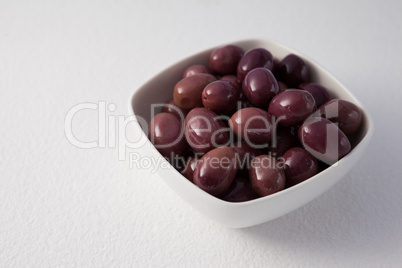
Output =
[{"x1": 1, "y1": 0, "x2": 402, "y2": 267}]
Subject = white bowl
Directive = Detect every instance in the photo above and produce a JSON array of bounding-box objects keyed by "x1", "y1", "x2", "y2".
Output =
[{"x1": 128, "y1": 38, "x2": 374, "y2": 228}]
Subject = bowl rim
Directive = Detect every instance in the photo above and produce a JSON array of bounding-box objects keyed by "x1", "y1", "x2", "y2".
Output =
[{"x1": 128, "y1": 37, "x2": 374, "y2": 208}]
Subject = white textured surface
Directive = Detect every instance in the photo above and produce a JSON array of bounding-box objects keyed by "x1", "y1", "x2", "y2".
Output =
[{"x1": 1, "y1": 0, "x2": 401, "y2": 267}]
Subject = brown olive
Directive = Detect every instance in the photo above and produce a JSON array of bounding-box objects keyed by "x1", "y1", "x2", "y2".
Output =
[
  {"x1": 173, "y1": 73, "x2": 216, "y2": 110},
  {"x1": 193, "y1": 147, "x2": 238, "y2": 196},
  {"x1": 249, "y1": 155, "x2": 286, "y2": 196}
]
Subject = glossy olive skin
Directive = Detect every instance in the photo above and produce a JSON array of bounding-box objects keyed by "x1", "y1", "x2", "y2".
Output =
[
  {"x1": 299, "y1": 82, "x2": 331, "y2": 107},
  {"x1": 173, "y1": 73, "x2": 217, "y2": 110},
  {"x1": 184, "y1": 108, "x2": 229, "y2": 153},
  {"x1": 220, "y1": 75, "x2": 241, "y2": 89},
  {"x1": 229, "y1": 107, "x2": 273, "y2": 146},
  {"x1": 182, "y1": 156, "x2": 199, "y2": 182},
  {"x1": 268, "y1": 89, "x2": 316, "y2": 127},
  {"x1": 232, "y1": 142, "x2": 263, "y2": 176},
  {"x1": 236, "y1": 48, "x2": 274, "y2": 82},
  {"x1": 161, "y1": 98, "x2": 188, "y2": 119},
  {"x1": 268, "y1": 126, "x2": 299, "y2": 158},
  {"x1": 242, "y1": 68, "x2": 279, "y2": 108},
  {"x1": 298, "y1": 117, "x2": 351, "y2": 164},
  {"x1": 193, "y1": 147, "x2": 238, "y2": 196},
  {"x1": 249, "y1": 155, "x2": 286, "y2": 196},
  {"x1": 318, "y1": 99, "x2": 362, "y2": 136},
  {"x1": 283, "y1": 147, "x2": 318, "y2": 187},
  {"x1": 209, "y1": 45, "x2": 244, "y2": 75},
  {"x1": 202, "y1": 80, "x2": 239, "y2": 114},
  {"x1": 220, "y1": 74, "x2": 246, "y2": 102},
  {"x1": 220, "y1": 177, "x2": 260, "y2": 202},
  {"x1": 148, "y1": 113, "x2": 188, "y2": 157},
  {"x1": 183, "y1": 64, "x2": 214, "y2": 78},
  {"x1": 276, "y1": 54, "x2": 309, "y2": 87}
]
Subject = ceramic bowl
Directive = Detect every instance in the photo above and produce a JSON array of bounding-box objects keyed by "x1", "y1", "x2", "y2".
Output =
[{"x1": 128, "y1": 39, "x2": 374, "y2": 228}]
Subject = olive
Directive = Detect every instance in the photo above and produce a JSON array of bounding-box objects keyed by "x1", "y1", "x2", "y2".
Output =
[
  {"x1": 193, "y1": 147, "x2": 238, "y2": 196},
  {"x1": 202, "y1": 80, "x2": 239, "y2": 114},
  {"x1": 161, "y1": 98, "x2": 188, "y2": 119},
  {"x1": 148, "y1": 113, "x2": 188, "y2": 157},
  {"x1": 209, "y1": 45, "x2": 244, "y2": 75},
  {"x1": 183, "y1": 64, "x2": 214, "y2": 78},
  {"x1": 229, "y1": 107, "x2": 273, "y2": 146},
  {"x1": 184, "y1": 108, "x2": 229, "y2": 153},
  {"x1": 299, "y1": 82, "x2": 331, "y2": 107},
  {"x1": 242, "y1": 67, "x2": 279, "y2": 108},
  {"x1": 283, "y1": 147, "x2": 318, "y2": 187},
  {"x1": 275, "y1": 54, "x2": 309, "y2": 87},
  {"x1": 318, "y1": 99, "x2": 362, "y2": 136},
  {"x1": 173, "y1": 73, "x2": 216, "y2": 110},
  {"x1": 249, "y1": 155, "x2": 286, "y2": 197},
  {"x1": 236, "y1": 48, "x2": 274, "y2": 82},
  {"x1": 298, "y1": 117, "x2": 351, "y2": 164},
  {"x1": 268, "y1": 89, "x2": 316, "y2": 127}
]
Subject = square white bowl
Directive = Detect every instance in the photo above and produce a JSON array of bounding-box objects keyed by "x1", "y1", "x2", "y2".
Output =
[{"x1": 128, "y1": 38, "x2": 374, "y2": 228}]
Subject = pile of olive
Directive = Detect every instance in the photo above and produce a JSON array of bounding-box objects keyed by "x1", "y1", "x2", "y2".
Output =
[{"x1": 148, "y1": 44, "x2": 362, "y2": 202}]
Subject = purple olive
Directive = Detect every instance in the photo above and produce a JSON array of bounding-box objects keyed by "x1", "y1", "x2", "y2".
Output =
[
  {"x1": 298, "y1": 117, "x2": 351, "y2": 164},
  {"x1": 237, "y1": 48, "x2": 274, "y2": 82},
  {"x1": 318, "y1": 99, "x2": 362, "y2": 136},
  {"x1": 173, "y1": 73, "x2": 217, "y2": 110},
  {"x1": 268, "y1": 89, "x2": 316, "y2": 127},
  {"x1": 299, "y1": 82, "x2": 331, "y2": 107},
  {"x1": 209, "y1": 45, "x2": 244, "y2": 75},
  {"x1": 242, "y1": 67, "x2": 279, "y2": 108},
  {"x1": 161, "y1": 98, "x2": 188, "y2": 119},
  {"x1": 193, "y1": 147, "x2": 238, "y2": 196},
  {"x1": 220, "y1": 177, "x2": 260, "y2": 202},
  {"x1": 229, "y1": 107, "x2": 273, "y2": 146},
  {"x1": 249, "y1": 155, "x2": 286, "y2": 196},
  {"x1": 202, "y1": 80, "x2": 239, "y2": 114},
  {"x1": 148, "y1": 113, "x2": 188, "y2": 157},
  {"x1": 185, "y1": 108, "x2": 229, "y2": 153},
  {"x1": 282, "y1": 147, "x2": 318, "y2": 187},
  {"x1": 220, "y1": 75, "x2": 241, "y2": 90},
  {"x1": 183, "y1": 64, "x2": 214, "y2": 78},
  {"x1": 231, "y1": 142, "x2": 264, "y2": 176},
  {"x1": 220, "y1": 74, "x2": 245, "y2": 102},
  {"x1": 275, "y1": 54, "x2": 309, "y2": 87}
]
